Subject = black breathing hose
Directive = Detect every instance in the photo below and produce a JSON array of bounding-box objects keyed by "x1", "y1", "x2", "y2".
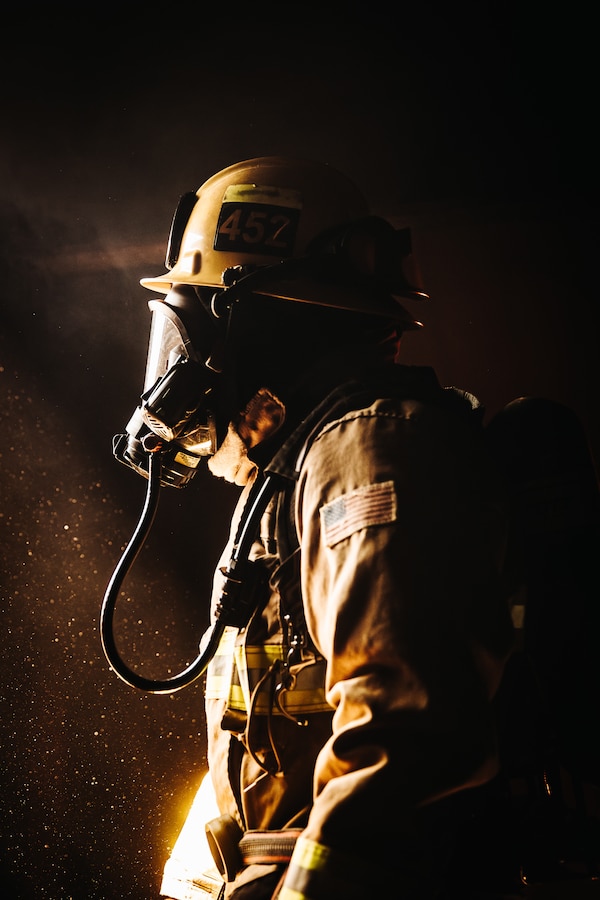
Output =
[
  {"x1": 100, "y1": 452, "x2": 225, "y2": 694},
  {"x1": 100, "y1": 452, "x2": 278, "y2": 694}
]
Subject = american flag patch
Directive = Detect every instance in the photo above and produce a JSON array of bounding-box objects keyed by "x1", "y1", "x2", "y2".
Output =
[{"x1": 320, "y1": 480, "x2": 397, "y2": 547}]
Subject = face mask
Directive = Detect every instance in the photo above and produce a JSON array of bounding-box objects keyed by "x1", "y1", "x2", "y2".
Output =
[{"x1": 113, "y1": 285, "x2": 223, "y2": 488}]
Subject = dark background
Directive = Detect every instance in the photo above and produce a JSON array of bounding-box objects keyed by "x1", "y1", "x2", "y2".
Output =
[{"x1": 1, "y1": 6, "x2": 597, "y2": 899}]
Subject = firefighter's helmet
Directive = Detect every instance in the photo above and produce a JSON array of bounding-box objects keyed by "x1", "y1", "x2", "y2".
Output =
[{"x1": 141, "y1": 156, "x2": 427, "y2": 326}]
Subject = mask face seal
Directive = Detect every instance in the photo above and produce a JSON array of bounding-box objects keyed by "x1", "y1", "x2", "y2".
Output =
[{"x1": 114, "y1": 291, "x2": 220, "y2": 488}]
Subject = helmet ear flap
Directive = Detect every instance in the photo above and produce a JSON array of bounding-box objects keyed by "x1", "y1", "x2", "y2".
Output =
[
  {"x1": 311, "y1": 216, "x2": 426, "y2": 298},
  {"x1": 338, "y1": 216, "x2": 403, "y2": 277}
]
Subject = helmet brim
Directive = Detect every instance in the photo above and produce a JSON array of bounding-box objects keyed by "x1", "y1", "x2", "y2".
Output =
[
  {"x1": 141, "y1": 255, "x2": 427, "y2": 329},
  {"x1": 253, "y1": 279, "x2": 425, "y2": 328}
]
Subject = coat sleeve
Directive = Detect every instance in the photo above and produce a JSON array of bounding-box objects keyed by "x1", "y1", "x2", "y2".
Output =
[{"x1": 277, "y1": 398, "x2": 515, "y2": 899}]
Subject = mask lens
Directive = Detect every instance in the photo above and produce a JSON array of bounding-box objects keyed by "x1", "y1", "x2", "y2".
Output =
[{"x1": 144, "y1": 301, "x2": 195, "y2": 391}]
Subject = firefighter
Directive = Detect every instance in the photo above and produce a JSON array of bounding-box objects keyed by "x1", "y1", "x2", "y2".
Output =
[{"x1": 114, "y1": 157, "x2": 517, "y2": 898}]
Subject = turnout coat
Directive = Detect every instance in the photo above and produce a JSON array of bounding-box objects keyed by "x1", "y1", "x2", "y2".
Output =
[{"x1": 200, "y1": 360, "x2": 515, "y2": 899}]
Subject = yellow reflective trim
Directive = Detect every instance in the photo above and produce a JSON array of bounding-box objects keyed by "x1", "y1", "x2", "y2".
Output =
[
  {"x1": 276, "y1": 888, "x2": 304, "y2": 900},
  {"x1": 205, "y1": 627, "x2": 237, "y2": 699},
  {"x1": 207, "y1": 654, "x2": 232, "y2": 676},
  {"x1": 213, "y1": 627, "x2": 238, "y2": 655},
  {"x1": 222, "y1": 184, "x2": 303, "y2": 208},
  {"x1": 234, "y1": 643, "x2": 284, "y2": 672},
  {"x1": 205, "y1": 633, "x2": 330, "y2": 715},
  {"x1": 233, "y1": 642, "x2": 285, "y2": 712},
  {"x1": 225, "y1": 684, "x2": 246, "y2": 709},
  {"x1": 292, "y1": 836, "x2": 331, "y2": 872},
  {"x1": 220, "y1": 687, "x2": 331, "y2": 715},
  {"x1": 204, "y1": 674, "x2": 232, "y2": 700}
]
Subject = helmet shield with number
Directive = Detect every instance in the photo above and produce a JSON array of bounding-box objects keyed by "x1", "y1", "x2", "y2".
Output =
[{"x1": 140, "y1": 156, "x2": 427, "y2": 325}]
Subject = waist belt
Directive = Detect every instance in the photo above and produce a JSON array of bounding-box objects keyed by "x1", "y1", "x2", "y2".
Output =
[{"x1": 206, "y1": 814, "x2": 300, "y2": 882}]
